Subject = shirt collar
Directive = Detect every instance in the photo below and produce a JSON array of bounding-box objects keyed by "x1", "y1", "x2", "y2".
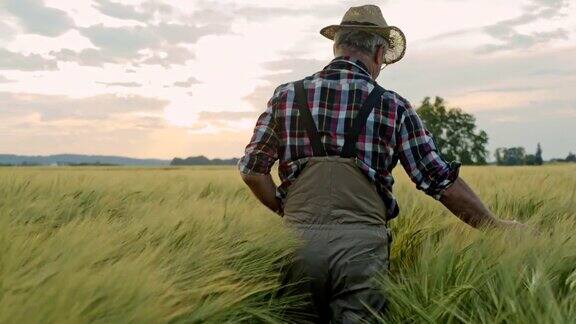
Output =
[{"x1": 324, "y1": 56, "x2": 372, "y2": 78}]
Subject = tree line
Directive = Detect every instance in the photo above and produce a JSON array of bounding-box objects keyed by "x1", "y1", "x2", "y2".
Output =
[
  {"x1": 494, "y1": 145, "x2": 543, "y2": 166},
  {"x1": 416, "y1": 96, "x2": 573, "y2": 166}
]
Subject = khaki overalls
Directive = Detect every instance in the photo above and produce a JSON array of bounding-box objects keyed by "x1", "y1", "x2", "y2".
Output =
[{"x1": 282, "y1": 80, "x2": 392, "y2": 323}]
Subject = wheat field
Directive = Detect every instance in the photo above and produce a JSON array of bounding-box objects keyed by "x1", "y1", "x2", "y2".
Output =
[{"x1": 0, "y1": 165, "x2": 575, "y2": 323}]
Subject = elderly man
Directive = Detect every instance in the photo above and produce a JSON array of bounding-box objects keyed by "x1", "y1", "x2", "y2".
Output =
[{"x1": 238, "y1": 4, "x2": 523, "y2": 323}]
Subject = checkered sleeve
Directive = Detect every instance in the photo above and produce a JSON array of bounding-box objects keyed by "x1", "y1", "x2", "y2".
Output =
[
  {"x1": 396, "y1": 98, "x2": 461, "y2": 199},
  {"x1": 237, "y1": 91, "x2": 280, "y2": 175}
]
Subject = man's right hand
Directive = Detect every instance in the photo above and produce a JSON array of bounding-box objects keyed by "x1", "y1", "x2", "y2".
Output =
[{"x1": 440, "y1": 177, "x2": 526, "y2": 230}]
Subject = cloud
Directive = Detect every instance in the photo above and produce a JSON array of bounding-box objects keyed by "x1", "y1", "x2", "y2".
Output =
[
  {"x1": 234, "y1": 6, "x2": 315, "y2": 20},
  {"x1": 477, "y1": 0, "x2": 571, "y2": 53},
  {"x1": 0, "y1": 92, "x2": 168, "y2": 121},
  {"x1": 2, "y1": 0, "x2": 74, "y2": 37},
  {"x1": 382, "y1": 46, "x2": 576, "y2": 106},
  {"x1": 420, "y1": 0, "x2": 572, "y2": 53},
  {"x1": 96, "y1": 81, "x2": 142, "y2": 88},
  {"x1": 527, "y1": 0, "x2": 569, "y2": 11},
  {"x1": 187, "y1": 0, "x2": 367, "y2": 27},
  {"x1": 50, "y1": 44, "x2": 194, "y2": 68},
  {"x1": 243, "y1": 85, "x2": 275, "y2": 111},
  {"x1": 0, "y1": 49, "x2": 58, "y2": 71},
  {"x1": 153, "y1": 23, "x2": 229, "y2": 43},
  {"x1": 51, "y1": 22, "x2": 227, "y2": 67},
  {"x1": 79, "y1": 23, "x2": 228, "y2": 55},
  {"x1": 94, "y1": 0, "x2": 164, "y2": 22},
  {"x1": 188, "y1": 4, "x2": 302, "y2": 25},
  {"x1": 172, "y1": 77, "x2": 202, "y2": 88},
  {"x1": 232, "y1": 0, "x2": 369, "y2": 21},
  {"x1": 49, "y1": 48, "x2": 116, "y2": 67},
  {"x1": 79, "y1": 24, "x2": 158, "y2": 56},
  {"x1": 0, "y1": 75, "x2": 15, "y2": 83},
  {"x1": 478, "y1": 28, "x2": 569, "y2": 54},
  {"x1": 261, "y1": 58, "x2": 325, "y2": 83},
  {"x1": 244, "y1": 58, "x2": 325, "y2": 109},
  {"x1": 422, "y1": 28, "x2": 478, "y2": 43},
  {"x1": 140, "y1": 45, "x2": 195, "y2": 67},
  {"x1": 0, "y1": 20, "x2": 15, "y2": 41}
]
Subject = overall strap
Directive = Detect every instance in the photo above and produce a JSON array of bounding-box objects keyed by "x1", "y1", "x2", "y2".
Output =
[
  {"x1": 294, "y1": 80, "x2": 327, "y2": 156},
  {"x1": 340, "y1": 85, "x2": 385, "y2": 158}
]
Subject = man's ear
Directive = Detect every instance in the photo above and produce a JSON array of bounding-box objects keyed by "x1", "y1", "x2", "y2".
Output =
[{"x1": 375, "y1": 45, "x2": 386, "y2": 66}]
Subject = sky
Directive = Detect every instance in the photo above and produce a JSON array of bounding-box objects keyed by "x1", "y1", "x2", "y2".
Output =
[{"x1": 0, "y1": 0, "x2": 574, "y2": 160}]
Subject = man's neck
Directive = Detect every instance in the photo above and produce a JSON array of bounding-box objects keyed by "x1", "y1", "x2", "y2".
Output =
[{"x1": 334, "y1": 50, "x2": 376, "y2": 78}]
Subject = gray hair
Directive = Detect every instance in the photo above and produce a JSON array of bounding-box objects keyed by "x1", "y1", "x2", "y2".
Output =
[{"x1": 334, "y1": 29, "x2": 388, "y2": 56}]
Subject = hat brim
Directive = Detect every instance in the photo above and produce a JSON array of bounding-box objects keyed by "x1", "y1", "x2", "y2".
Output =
[{"x1": 320, "y1": 24, "x2": 406, "y2": 65}]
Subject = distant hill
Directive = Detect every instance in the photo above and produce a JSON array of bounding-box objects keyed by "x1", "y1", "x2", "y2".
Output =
[
  {"x1": 0, "y1": 154, "x2": 241, "y2": 166},
  {"x1": 0, "y1": 154, "x2": 170, "y2": 166},
  {"x1": 171, "y1": 156, "x2": 239, "y2": 166}
]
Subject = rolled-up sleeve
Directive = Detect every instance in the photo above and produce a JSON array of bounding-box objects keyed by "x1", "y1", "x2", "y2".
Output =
[
  {"x1": 238, "y1": 94, "x2": 280, "y2": 175},
  {"x1": 396, "y1": 100, "x2": 461, "y2": 199}
]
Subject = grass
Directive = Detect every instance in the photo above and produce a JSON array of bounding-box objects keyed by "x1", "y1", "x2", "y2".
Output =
[{"x1": 0, "y1": 165, "x2": 575, "y2": 323}]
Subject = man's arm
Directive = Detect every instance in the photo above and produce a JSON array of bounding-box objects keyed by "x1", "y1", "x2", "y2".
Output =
[
  {"x1": 439, "y1": 177, "x2": 523, "y2": 229},
  {"x1": 240, "y1": 173, "x2": 282, "y2": 215},
  {"x1": 238, "y1": 87, "x2": 283, "y2": 216},
  {"x1": 395, "y1": 98, "x2": 524, "y2": 230}
]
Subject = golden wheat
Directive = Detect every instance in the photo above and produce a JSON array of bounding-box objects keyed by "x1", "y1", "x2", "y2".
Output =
[{"x1": 0, "y1": 165, "x2": 574, "y2": 323}]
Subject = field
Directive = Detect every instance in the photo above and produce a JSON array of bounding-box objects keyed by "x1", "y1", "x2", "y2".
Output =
[{"x1": 0, "y1": 165, "x2": 575, "y2": 323}]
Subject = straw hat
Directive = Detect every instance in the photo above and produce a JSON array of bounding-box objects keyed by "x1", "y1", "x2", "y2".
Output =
[{"x1": 320, "y1": 5, "x2": 406, "y2": 64}]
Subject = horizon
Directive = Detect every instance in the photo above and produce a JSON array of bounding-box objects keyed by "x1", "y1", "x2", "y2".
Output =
[
  {"x1": 1, "y1": 151, "x2": 574, "y2": 163},
  {"x1": 0, "y1": 152, "x2": 240, "y2": 160},
  {"x1": 1, "y1": 0, "x2": 575, "y2": 160}
]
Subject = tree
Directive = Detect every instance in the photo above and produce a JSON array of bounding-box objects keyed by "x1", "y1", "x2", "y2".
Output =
[
  {"x1": 535, "y1": 143, "x2": 543, "y2": 165},
  {"x1": 495, "y1": 148, "x2": 504, "y2": 165},
  {"x1": 506, "y1": 147, "x2": 526, "y2": 165},
  {"x1": 494, "y1": 147, "x2": 526, "y2": 165},
  {"x1": 566, "y1": 152, "x2": 576, "y2": 163},
  {"x1": 170, "y1": 156, "x2": 239, "y2": 166},
  {"x1": 417, "y1": 96, "x2": 489, "y2": 165}
]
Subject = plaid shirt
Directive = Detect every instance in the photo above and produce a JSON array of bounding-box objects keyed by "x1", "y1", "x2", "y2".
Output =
[{"x1": 238, "y1": 57, "x2": 460, "y2": 219}]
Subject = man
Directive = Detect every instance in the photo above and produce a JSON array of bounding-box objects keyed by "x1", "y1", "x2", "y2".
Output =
[{"x1": 238, "y1": 4, "x2": 524, "y2": 323}]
